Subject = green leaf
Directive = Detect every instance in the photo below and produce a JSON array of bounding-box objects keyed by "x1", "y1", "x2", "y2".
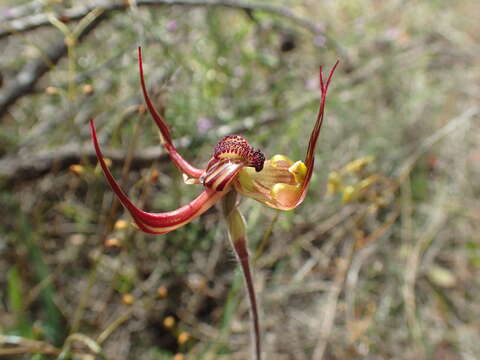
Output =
[{"x1": 7, "y1": 266, "x2": 32, "y2": 337}]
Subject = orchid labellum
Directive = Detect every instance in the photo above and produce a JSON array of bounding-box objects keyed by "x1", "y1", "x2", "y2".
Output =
[{"x1": 90, "y1": 47, "x2": 338, "y2": 360}]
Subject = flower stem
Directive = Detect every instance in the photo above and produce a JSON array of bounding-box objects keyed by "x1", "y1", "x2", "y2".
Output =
[{"x1": 222, "y1": 191, "x2": 261, "y2": 360}]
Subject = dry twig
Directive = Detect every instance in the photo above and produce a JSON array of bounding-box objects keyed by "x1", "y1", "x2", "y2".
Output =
[
  {"x1": 0, "y1": 0, "x2": 324, "y2": 40},
  {"x1": 0, "y1": 335, "x2": 60, "y2": 357},
  {"x1": 0, "y1": 112, "x2": 279, "y2": 184},
  {"x1": 0, "y1": 0, "x2": 45, "y2": 22},
  {"x1": 0, "y1": 12, "x2": 106, "y2": 118}
]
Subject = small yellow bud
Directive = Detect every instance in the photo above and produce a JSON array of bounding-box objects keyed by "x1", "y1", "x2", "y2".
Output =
[
  {"x1": 356, "y1": 174, "x2": 379, "y2": 192},
  {"x1": 82, "y1": 84, "x2": 94, "y2": 95},
  {"x1": 163, "y1": 316, "x2": 175, "y2": 328},
  {"x1": 122, "y1": 294, "x2": 135, "y2": 305},
  {"x1": 45, "y1": 86, "x2": 59, "y2": 95},
  {"x1": 326, "y1": 171, "x2": 342, "y2": 195},
  {"x1": 177, "y1": 332, "x2": 190, "y2": 345},
  {"x1": 114, "y1": 219, "x2": 128, "y2": 230},
  {"x1": 342, "y1": 156, "x2": 374, "y2": 174},
  {"x1": 342, "y1": 185, "x2": 356, "y2": 203},
  {"x1": 69, "y1": 164, "x2": 84, "y2": 175},
  {"x1": 104, "y1": 238, "x2": 121, "y2": 247},
  {"x1": 157, "y1": 285, "x2": 168, "y2": 298}
]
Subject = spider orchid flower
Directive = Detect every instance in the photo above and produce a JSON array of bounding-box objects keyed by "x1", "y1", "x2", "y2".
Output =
[
  {"x1": 90, "y1": 48, "x2": 338, "y2": 234},
  {"x1": 90, "y1": 47, "x2": 337, "y2": 360}
]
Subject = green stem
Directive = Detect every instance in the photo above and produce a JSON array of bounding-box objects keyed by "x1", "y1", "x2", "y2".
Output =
[
  {"x1": 222, "y1": 191, "x2": 261, "y2": 360},
  {"x1": 233, "y1": 235, "x2": 261, "y2": 360}
]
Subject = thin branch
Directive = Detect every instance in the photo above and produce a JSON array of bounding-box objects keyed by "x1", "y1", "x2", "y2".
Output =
[
  {"x1": 0, "y1": 0, "x2": 324, "y2": 40},
  {"x1": 0, "y1": 0, "x2": 344, "y2": 120},
  {"x1": 0, "y1": 53, "x2": 329, "y2": 185},
  {"x1": 0, "y1": 335, "x2": 60, "y2": 357},
  {"x1": 0, "y1": 38, "x2": 67, "y2": 118},
  {"x1": 96, "y1": 308, "x2": 134, "y2": 345},
  {"x1": 0, "y1": 12, "x2": 106, "y2": 119},
  {"x1": 0, "y1": 113, "x2": 278, "y2": 184},
  {"x1": 0, "y1": 0, "x2": 45, "y2": 22},
  {"x1": 0, "y1": 142, "x2": 163, "y2": 184}
]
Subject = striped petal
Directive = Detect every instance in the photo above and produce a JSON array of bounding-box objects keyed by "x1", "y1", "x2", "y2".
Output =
[
  {"x1": 138, "y1": 47, "x2": 204, "y2": 179},
  {"x1": 234, "y1": 155, "x2": 306, "y2": 210},
  {"x1": 202, "y1": 158, "x2": 245, "y2": 192},
  {"x1": 90, "y1": 120, "x2": 225, "y2": 234},
  {"x1": 234, "y1": 62, "x2": 339, "y2": 210}
]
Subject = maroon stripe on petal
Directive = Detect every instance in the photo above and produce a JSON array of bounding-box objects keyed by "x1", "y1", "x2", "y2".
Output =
[
  {"x1": 215, "y1": 170, "x2": 238, "y2": 191},
  {"x1": 203, "y1": 160, "x2": 244, "y2": 191}
]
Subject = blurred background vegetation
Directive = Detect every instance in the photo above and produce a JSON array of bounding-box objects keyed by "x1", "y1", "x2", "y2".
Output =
[{"x1": 0, "y1": 0, "x2": 479, "y2": 359}]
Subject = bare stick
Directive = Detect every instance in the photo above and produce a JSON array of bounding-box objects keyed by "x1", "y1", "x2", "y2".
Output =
[
  {"x1": 0, "y1": 108, "x2": 281, "y2": 184},
  {"x1": 0, "y1": 335, "x2": 60, "y2": 356},
  {"x1": 0, "y1": 0, "x2": 324, "y2": 40},
  {"x1": 0, "y1": 12, "x2": 106, "y2": 118},
  {"x1": 0, "y1": 0, "x2": 45, "y2": 22}
]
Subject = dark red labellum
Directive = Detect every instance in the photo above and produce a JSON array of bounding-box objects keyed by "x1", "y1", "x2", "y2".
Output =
[{"x1": 213, "y1": 135, "x2": 265, "y2": 172}]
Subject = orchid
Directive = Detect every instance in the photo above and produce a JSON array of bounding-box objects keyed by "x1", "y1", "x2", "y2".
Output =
[{"x1": 90, "y1": 47, "x2": 337, "y2": 360}]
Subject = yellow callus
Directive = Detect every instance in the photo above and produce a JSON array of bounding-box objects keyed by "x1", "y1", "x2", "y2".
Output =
[
  {"x1": 288, "y1": 161, "x2": 307, "y2": 184},
  {"x1": 234, "y1": 154, "x2": 308, "y2": 210}
]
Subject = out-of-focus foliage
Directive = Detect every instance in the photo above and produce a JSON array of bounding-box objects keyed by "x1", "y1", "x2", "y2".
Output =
[{"x1": 1, "y1": 0, "x2": 479, "y2": 359}]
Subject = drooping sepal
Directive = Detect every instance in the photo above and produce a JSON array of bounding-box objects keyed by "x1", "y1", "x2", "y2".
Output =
[{"x1": 90, "y1": 120, "x2": 225, "y2": 234}]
